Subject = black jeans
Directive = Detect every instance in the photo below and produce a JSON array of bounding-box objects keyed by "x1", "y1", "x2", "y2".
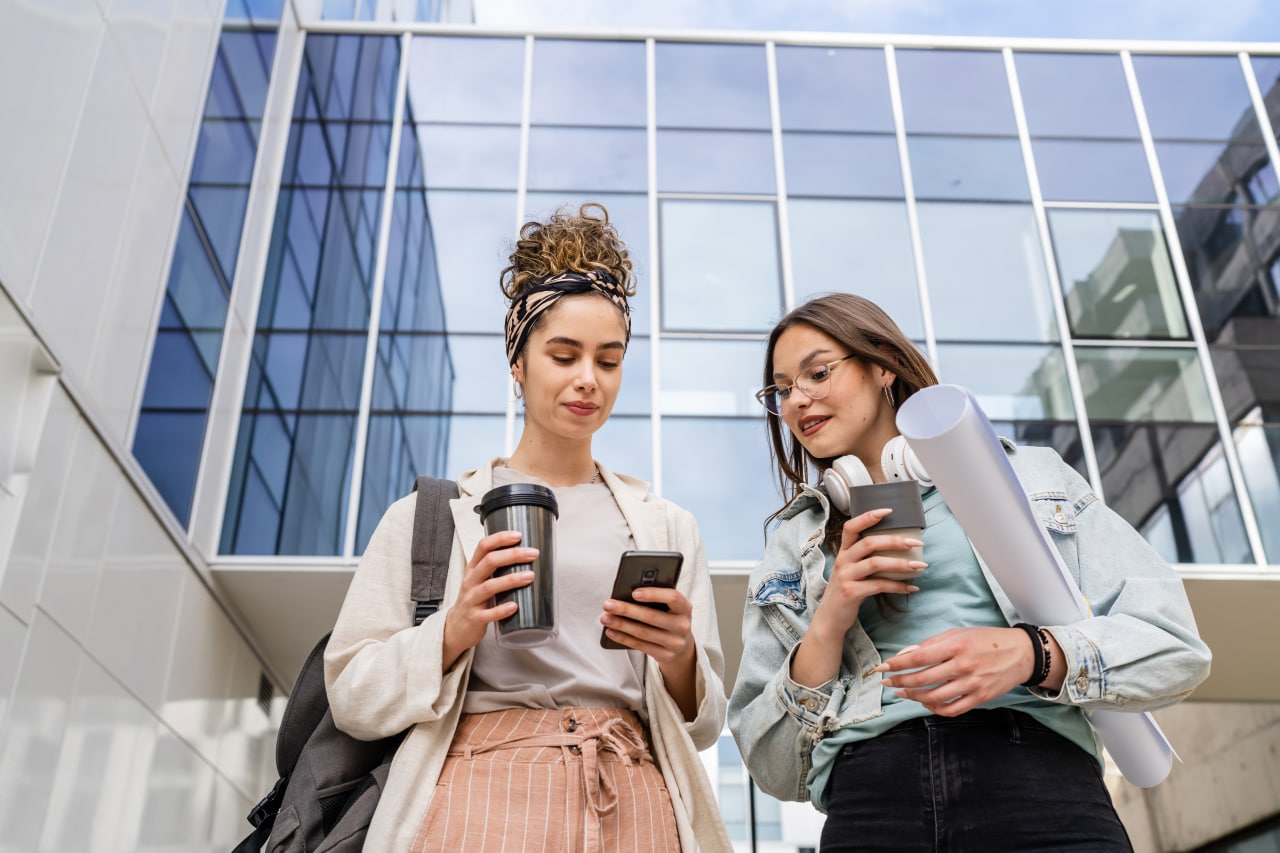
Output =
[{"x1": 819, "y1": 709, "x2": 1134, "y2": 853}]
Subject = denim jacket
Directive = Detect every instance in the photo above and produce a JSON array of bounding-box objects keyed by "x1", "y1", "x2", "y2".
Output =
[{"x1": 727, "y1": 443, "x2": 1212, "y2": 804}]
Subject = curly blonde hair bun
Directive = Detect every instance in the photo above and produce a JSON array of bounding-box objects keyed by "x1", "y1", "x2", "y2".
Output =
[{"x1": 499, "y1": 202, "x2": 635, "y2": 303}]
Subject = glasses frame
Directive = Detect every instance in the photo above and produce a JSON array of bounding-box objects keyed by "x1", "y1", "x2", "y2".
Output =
[{"x1": 755, "y1": 353, "x2": 856, "y2": 415}]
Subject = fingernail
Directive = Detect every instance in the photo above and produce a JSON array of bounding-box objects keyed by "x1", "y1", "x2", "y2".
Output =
[
  {"x1": 603, "y1": 600, "x2": 618, "y2": 612},
  {"x1": 896, "y1": 644, "x2": 921, "y2": 655},
  {"x1": 906, "y1": 585, "x2": 920, "y2": 592},
  {"x1": 873, "y1": 508, "x2": 893, "y2": 516},
  {"x1": 904, "y1": 538, "x2": 924, "y2": 547},
  {"x1": 894, "y1": 690, "x2": 907, "y2": 698},
  {"x1": 524, "y1": 548, "x2": 539, "y2": 557},
  {"x1": 909, "y1": 561, "x2": 928, "y2": 569},
  {"x1": 873, "y1": 664, "x2": 889, "y2": 673}
]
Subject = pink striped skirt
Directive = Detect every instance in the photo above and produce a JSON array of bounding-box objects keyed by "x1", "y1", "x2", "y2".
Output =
[{"x1": 409, "y1": 707, "x2": 682, "y2": 853}]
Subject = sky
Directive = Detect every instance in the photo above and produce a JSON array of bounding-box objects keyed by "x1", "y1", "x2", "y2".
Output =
[{"x1": 474, "y1": 0, "x2": 1280, "y2": 43}]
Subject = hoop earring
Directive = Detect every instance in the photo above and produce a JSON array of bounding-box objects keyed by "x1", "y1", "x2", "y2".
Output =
[
  {"x1": 883, "y1": 384, "x2": 895, "y2": 409},
  {"x1": 513, "y1": 383, "x2": 523, "y2": 400}
]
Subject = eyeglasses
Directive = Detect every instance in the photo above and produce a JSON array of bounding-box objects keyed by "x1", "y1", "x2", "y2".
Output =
[{"x1": 755, "y1": 354, "x2": 855, "y2": 415}]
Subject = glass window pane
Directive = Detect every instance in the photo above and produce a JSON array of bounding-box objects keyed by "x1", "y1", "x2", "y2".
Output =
[
  {"x1": 189, "y1": 186, "x2": 252, "y2": 284},
  {"x1": 916, "y1": 203, "x2": 1057, "y2": 343},
  {"x1": 1155, "y1": 142, "x2": 1276, "y2": 205},
  {"x1": 408, "y1": 36, "x2": 525, "y2": 124},
  {"x1": 783, "y1": 134, "x2": 903, "y2": 198},
  {"x1": 591, "y1": 414, "x2": 652, "y2": 483},
  {"x1": 357, "y1": 413, "x2": 453, "y2": 551},
  {"x1": 661, "y1": 418, "x2": 777, "y2": 561},
  {"x1": 775, "y1": 46, "x2": 894, "y2": 133},
  {"x1": 525, "y1": 192, "x2": 652, "y2": 336},
  {"x1": 656, "y1": 130, "x2": 775, "y2": 194},
  {"x1": 1173, "y1": 206, "x2": 1280, "y2": 341},
  {"x1": 416, "y1": 124, "x2": 520, "y2": 189},
  {"x1": 530, "y1": 40, "x2": 646, "y2": 127},
  {"x1": 1014, "y1": 52, "x2": 1140, "y2": 139},
  {"x1": 896, "y1": 49, "x2": 1017, "y2": 135},
  {"x1": 1131, "y1": 54, "x2": 1262, "y2": 142},
  {"x1": 991, "y1": 422, "x2": 1087, "y2": 476},
  {"x1": 936, "y1": 344, "x2": 1075, "y2": 421},
  {"x1": 1048, "y1": 209, "x2": 1187, "y2": 340},
  {"x1": 1092, "y1": 424, "x2": 1250, "y2": 564},
  {"x1": 1250, "y1": 55, "x2": 1280, "y2": 138},
  {"x1": 787, "y1": 199, "x2": 923, "y2": 339},
  {"x1": 527, "y1": 127, "x2": 647, "y2": 192},
  {"x1": 660, "y1": 200, "x2": 782, "y2": 333},
  {"x1": 427, "y1": 190, "x2": 516, "y2": 333},
  {"x1": 908, "y1": 137, "x2": 1029, "y2": 201},
  {"x1": 655, "y1": 42, "x2": 770, "y2": 130},
  {"x1": 659, "y1": 339, "x2": 767, "y2": 416},
  {"x1": 132, "y1": 412, "x2": 208, "y2": 526},
  {"x1": 371, "y1": 332, "x2": 461, "y2": 412},
  {"x1": 1234, "y1": 423, "x2": 1280, "y2": 561},
  {"x1": 1075, "y1": 347, "x2": 1215, "y2": 422},
  {"x1": 1033, "y1": 140, "x2": 1156, "y2": 203},
  {"x1": 1212, "y1": 347, "x2": 1280, "y2": 428}
]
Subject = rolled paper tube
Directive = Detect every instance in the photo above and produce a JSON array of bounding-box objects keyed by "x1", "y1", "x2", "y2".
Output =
[{"x1": 896, "y1": 384, "x2": 1177, "y2": 788}]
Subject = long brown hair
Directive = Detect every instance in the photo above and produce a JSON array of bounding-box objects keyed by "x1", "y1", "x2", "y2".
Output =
[{"x1": 763, "y1": 293, "x2": 939, "y2": 548}]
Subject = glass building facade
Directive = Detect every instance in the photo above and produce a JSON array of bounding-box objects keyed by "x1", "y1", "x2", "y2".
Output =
[
  {"x1": 137, "y1": 28, "x2": 1280, "y2": 573},
  {"x1": 116, "y1": 14, "x2": 1280, "y2": 848}
]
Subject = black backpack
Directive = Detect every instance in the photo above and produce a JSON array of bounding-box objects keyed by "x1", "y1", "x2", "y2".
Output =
[{"x1": 232, "y1": 476, "x2": 460, "y2": 853}]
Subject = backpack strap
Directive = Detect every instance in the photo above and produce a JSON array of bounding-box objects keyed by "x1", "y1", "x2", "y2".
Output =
[{"x1": 410, "y1": 476, "x2": 460, "y2": 625}]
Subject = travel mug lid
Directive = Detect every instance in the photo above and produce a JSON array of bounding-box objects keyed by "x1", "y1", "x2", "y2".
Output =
[
  {"x1": 846, "y1": 480, "x2": 926, "y2": 530},
  {"x1": 475, "y1": 483, "x2": 560, "y2": 519}
]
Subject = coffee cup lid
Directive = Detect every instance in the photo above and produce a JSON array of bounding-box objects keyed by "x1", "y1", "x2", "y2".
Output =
[{"x1": 475, "y1": 483, "x2": 559, "y2": 519}]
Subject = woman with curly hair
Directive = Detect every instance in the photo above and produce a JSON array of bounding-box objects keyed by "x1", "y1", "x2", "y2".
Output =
[{"x1": 324, "y1": 203, "x2": 731, "y2": 853}]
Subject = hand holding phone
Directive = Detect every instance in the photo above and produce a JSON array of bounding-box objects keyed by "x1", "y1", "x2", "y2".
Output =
[{"x1": 600, "y1": 550, "x2": 683, "y2": 650}]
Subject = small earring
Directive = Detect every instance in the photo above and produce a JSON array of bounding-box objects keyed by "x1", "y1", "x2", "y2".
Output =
[
  {"x1": 883, "y1": 384, "x2": 895, "y2": 409},
  {"x1": 513, "y1": 383, "x2": 523, "y2": 400}
]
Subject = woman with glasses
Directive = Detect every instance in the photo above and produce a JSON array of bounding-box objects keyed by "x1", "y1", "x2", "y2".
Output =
[
  {"x1": 325, "y1": 204, "x2": 731, "y2": 853},
  {"x1": 728, "y1": 293, "x2": 1210, "y2": 852}
]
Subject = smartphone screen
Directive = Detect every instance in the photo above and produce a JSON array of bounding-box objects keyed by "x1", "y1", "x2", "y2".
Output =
[{"x1": 600, "y1": 550, "x2": 683, "y2": 650}]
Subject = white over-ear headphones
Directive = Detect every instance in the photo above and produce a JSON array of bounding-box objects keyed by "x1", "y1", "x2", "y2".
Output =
[{"x1": 821, "y1": 435, "x2": 931, "y2": 513}]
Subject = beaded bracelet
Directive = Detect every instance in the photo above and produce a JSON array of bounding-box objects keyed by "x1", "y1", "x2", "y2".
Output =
[{"x1": 1014, "y1": 622, "x2": 1051, "y2": 687}]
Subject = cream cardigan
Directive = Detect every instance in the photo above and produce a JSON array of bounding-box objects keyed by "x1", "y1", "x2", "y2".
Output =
[{"x1": 324, "y1": 459, "x2": 733, "y2": 853}]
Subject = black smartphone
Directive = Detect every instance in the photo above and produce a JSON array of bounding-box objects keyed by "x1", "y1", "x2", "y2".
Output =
[{"x1": 600, "y1": 550, "x2": 684, "y2": 650}]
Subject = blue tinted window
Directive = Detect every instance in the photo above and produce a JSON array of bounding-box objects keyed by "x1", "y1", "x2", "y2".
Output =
[
  {"x1": 527, "y1": 127, "x2": 648, "y2": 192},
  {"x1": 133, "y1": 412, "x2": 208, "y2": 526},
  {"x1": 1174, "y1": 206, "x2": 1280, "y2": 339},
  {"x1": 141, "y1": 329, "x2": 216, "y2": 409},
  {"x1": 788, "y1": 199, "x2": 923, "y2": 339},
  {"x1": 908, "y1": 136, "x2": 1029, "y2": 201},
  {"x1": 414, "y1": 124, "x2": 521, "y2": 189},
  {"x1": 656, "y1": 43, "x2": 771, "y2": 130},
  {"x1": 1156, "y1": 142, "x2": 1275, "y2": 205},
  {"x1": 530, "y1": 40, "x2": 646, "y2": 127},
  {"x1": 659, "y1": 340, "x2": 766, "y2": 416},
  {"x1": 190, "y1": 185, "x2": 253, "y2": 281},
  {"x1": 408, "y1": 36, "x2": 525, "y2": 124},
  {"x1": 1132, "y1": 54, "x2": 1262, "y2": 142},
  {"x1": 661, "y1": 418, "x2": 777, "y2": 561},
  {"x1": 1033, "y1": 140, "x2": 1156, "y2": 203},
  {"x1": 784, "y1": 134, "x2": 903, "y2": 198},
  {"x1": 1014, "y1": 52, "x2": 1139, "y2": 139},
  {"x1": 660, "y1": 200, "x2": 782, "y2": 333},
  {"x1": 917, "y1": 202, "x2": 1056, "y2": 343},
  {"x1": 427, "y1": 190, "x2": 516, "y2": 333},
  {"x1": 775, "y1": 46, "x2": 894, "y2": 132},
  {"x1": 1251, "y1": 56, "x2": 1280, "y2": 138},
  {"x1": 657, "y1": 130, "x2": 775, "y2": 194},
  {"x1": 224, "y1": 0, "x2": 286, "y2": 20},
  {"x1": 896, "y1": 49, "x2": 1017, "y2": 135},
  {"x1": 591, "y1": 415, "x2": 653, "y2": 485}
]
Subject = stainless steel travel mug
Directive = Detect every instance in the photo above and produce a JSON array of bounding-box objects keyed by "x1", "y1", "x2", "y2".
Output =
[{"x1": 475, "y1": 483, "x2": 559, "y2": 648}]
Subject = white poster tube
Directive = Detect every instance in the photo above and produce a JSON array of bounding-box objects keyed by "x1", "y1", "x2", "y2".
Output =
[{"x1": 896, "y1": 384, "x2": 1176, "y2": 787}]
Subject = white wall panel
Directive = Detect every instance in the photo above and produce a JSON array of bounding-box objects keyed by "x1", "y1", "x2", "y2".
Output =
[
  {"x1": 149, "y1": 0, "x2": 220, "y2": 175},
  {"x1": 0, "y1": 0, "x2": 104, "y2": 301},
  {"x1": 86, "y1": 486, "x2": 185, "y2": 711},
  {"x1": 0, "y1": 606, "x2": 26, "y2": 733},
  {"x1": 162, "y1": 570, "x2": 240, "y2": 768},
  {"x1": 0, "y1": 612, "x2": 82, "y2": 851},
  {"x1": 132, "y1": 723, "x2": 217, "y2": 851},
  {"x1": 28, "y1": 30, "x2": 151, "y2": 381},
  {"x1": 35, "y1": 656, "x2": 158, "y2": 853},
  {"x1": 0, "y1": 390, "x2": 81, "y2": 622}
]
